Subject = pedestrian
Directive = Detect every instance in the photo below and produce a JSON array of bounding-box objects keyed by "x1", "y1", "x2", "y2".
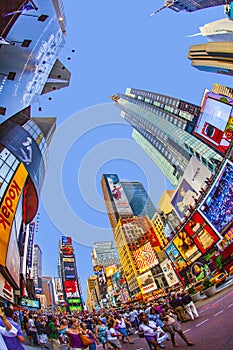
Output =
[
  {"x1": 106, "y1": 320, "x2": 122, "y2": 349},
  {"x1": 0, "y1": 308, "x2": 18, "y2": 350},
  {"x1": 81, "y1": 322, "x2": 98, "y2": 350},
  {"x1": 138, "y1": 313, "x2": 161, "y2": 350},
  {"x1": 181, "y1": 290, "x2": 199, "y2": 320},
  {"x1": 169, "y1": 292, "x2": 187, "y2": 322},
  {"x1": 161, "y1": 306, "x2": 194, "y2": 347},
  {"x1": 28, "y1": 314, "x2": 39, "y2": 345},
  {"x1": 47, "y1": 315, "x2": 60, "y2": 350},
  {"x1": 66, "y1": 318, "x2": 88, "y2": 349},
  {"x1": 95, "y1": 319, "x2": 112, "y2": 349},
  {"x1": 115, "y1": 314, "x2": 134, "y2": 344},
  {"x1": 0, "y1": 307, "x2": 25, "y2": 350}
]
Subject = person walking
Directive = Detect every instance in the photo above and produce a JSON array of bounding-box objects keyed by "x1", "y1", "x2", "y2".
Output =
[
  {"x1": 115, "y1": 314, "x2": 134, "y2": 344},
  {"x1": 138, "y1": 313, "x2": 161, "y2": 350},
  {"x1": 66, "y1": 318, "x2": 88, "y2": 350},
  {"x1": 181, "y1": 291, "x2": 199, "y2": 320},
  {"x1": 28, "y1": 314, "x2": 39, "y2": 345},
  {"x1": 161, "y1": 306, "x2": 194, "y2": 347},
  {"x1": 95, "y1": 319, "x2": 111, "y2": 350},
  {"x1": 169, "y1": 292, "x2": 187, "y2": 322},
  {"x1": 47, "y1": 315, "x2": 60, "y2": 350}
]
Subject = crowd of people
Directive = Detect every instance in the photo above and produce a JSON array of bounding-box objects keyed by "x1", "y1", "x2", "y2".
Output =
[{"x1": 0, "y1": 288, "x2": 200, "y2": 350}]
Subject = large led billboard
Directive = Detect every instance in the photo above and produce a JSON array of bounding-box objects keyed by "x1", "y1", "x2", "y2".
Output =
[
  {"x1": 173, "y1": 231, "x2": 201, "y2": 262},
  {"x1": 165, "y1": 243, "x2": 186, "y2": 270},
  {"x1": 200, "y1": 160, "x2": 233, "y2": 234},
  {"x1": 105, "y1": 174, "x2": 133, "y2": 216},
  {"x1": 171, "y1": 157, "x2": 211, "y2": 220},
  {"x1": 137, "y1": 270, "x2": 157, "y2": 294},
  {"x1": 184, "y1": 211, "x2": 221, "y2": 254},
  {"x1": 20, "y1": 298, "x2": 40, "y2": 309},
  {"x1": 160, "y1": 259, "x2": 180, "y2": 287},
  {"x1": 64, "y1": 280, "x2": 80, "y2": 298},
  {"x1": 193, "y1": 92, "x2": 233, "y2": 154},
  {"x1": 133, "y1": 242, "x2": 159, "y2": 273},
  {"x1": 63, "y1": 261, "x2": 76, "y2": 280},
  {"x1": 62, "y1": 236, "x2": 72, "y2": 246}
]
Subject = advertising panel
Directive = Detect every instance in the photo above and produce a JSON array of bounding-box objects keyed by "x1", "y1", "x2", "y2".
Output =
[
  {"x1": 160, "y1": 259, "x2": 180, "y2": 287},
  {"x1": 200, "y1": 160, "x2": 233, "y2": 234},
  {"x1": 193, "y1": 92, "x2": 233, "y2": 154},
  {"x1": 104, "y1": 265, "x2": 118, "y2": 278},
  {"x1": 173, "y1": 231, "x2": 201, "y2": 262},
  {"x1": 6, "y1": 224, "x2": 20, "y2": 286},
  {"x1": 0, "y1": 162, "x2": 27, "y2": 266},
  {"x1": 20, "y1": 298, "x2": 40, "y2": 309},
  {"x1": 26, "y1": 222, "x2": 35, "y2": 268},
  {"x1": 133, "y1": 242, "x2": 159, "y2": 273},
  {"x1": 105, "y1": 174, "x2": 133, "y2": 216},
  {"x1": 62, "y1": 236, "x2": 72, "y2": 246},
  {"x1": 137, "y1": 271, "x2": 157, "y2": 294},
  {"x1": 54, "y1": 277, "x2": 63, "y2": 294},
  {"x1": 0, "y1": 0, "x2": 65, "y2": 121},
  {"x1": 67, "y1": 298, "x2": 81, "y2": 304},
  {"x1": 0, "y1": 274, "x2": 14, "y2": 302},
  {"x1": 184, "y1": 211, "x2": 221, "y2": 254},
  {"x1": 63, "y1": 261, "x2": 76, "y2": 280},
  {"x1": 61, "y1": 245, "x2": 74, "y2": 257},
  {"x1": 62, "y1": 257, "x2": 74, "y2": 263},
  {"x1": 0, "y1": 121, "x2": 45, "y2": 194},
  {"x1": 165, "y1": 243, "x2": 186, "y2": 270},
  {"x1": 64, "y1": 280, "x2": 80, "y2": 298},
  {"x1": 171, "y1": 178, "x2": 199, "y2": 221}
]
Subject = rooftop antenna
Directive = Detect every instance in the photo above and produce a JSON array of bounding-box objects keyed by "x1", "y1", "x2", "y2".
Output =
[{"x1": 150, "y1": 2, "x2": 173, "y2": 17}]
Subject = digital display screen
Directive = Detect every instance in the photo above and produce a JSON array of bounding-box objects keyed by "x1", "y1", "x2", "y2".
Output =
[{"x1": 67, "y1": 298, "x2": 81, "y2": 304}]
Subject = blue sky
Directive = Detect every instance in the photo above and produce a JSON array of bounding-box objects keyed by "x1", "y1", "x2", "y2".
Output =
[{"x1": 31, "y1": 1, "x2": 232, "y2": 300}]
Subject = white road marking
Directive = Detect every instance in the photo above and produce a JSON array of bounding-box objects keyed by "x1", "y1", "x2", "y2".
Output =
[
  {"x1": 195, "y1": 319, "x2": 209, "y2": 327},
  {"x1": 183, "y1": 329, "x2": 191, "y2": 333},
  {"x1": 214, "y1": 310, "x2": 223, "y2": 316},
  {"x1": 212, "y1": 296, "x2": 227, "y2": 305},
  {"x1": 228, "y1": 303, "x2": 233, "y2": 308}
]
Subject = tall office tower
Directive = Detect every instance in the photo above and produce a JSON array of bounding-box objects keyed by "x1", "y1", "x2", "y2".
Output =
[
  {"x1": 111, "y1": 88, "x2": 223, "y2": 187},
  {"x1": 42, "y1": 276, "x2": 55, "y2": 307},
  {"x1": 158, "y1": 190, "x2": 181, "y2": 232},
  {"x1": 163, "y1": 0, "x2": 232, "y2": 13},
  {"x1": 101, "y1": 174, "x2": 157, "y2": 231},
  {"x1": 31, "y1": 244, "x2": 43, "y2": 293},
  {"x1": 188, "y1": 42, "x2": 233, "y2": 76},
  {"x1": 59, "y1": 236, "x2": 83, "y2": 311},
  {"x1": 212, "y1": 83, "x2": 233, "y2": 99}
]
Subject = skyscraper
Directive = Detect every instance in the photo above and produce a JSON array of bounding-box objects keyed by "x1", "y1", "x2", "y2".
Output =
[
  {"x1": 32, "y1": 244, "x2": 42, "y2": 292},
  {"x1": 164, "y1": 0, "x2": 232, "y2": 13},
  {"x1": 92, "y1": 241, "x2": 120, "y2": 268},
  {"x1": 111, "y1": 88, "x2": 222, "y2": 187},
  {"x1": 101, "y1": 174, "x2": 157, "y2": 230}
]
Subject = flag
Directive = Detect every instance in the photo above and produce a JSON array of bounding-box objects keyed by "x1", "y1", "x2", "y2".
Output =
[
  {"x1": 0, "y1": 37, "x2": 10, "y2": 45},
  {"x1": 3, "y1": 2, "x2": 35, "y2": 17}
]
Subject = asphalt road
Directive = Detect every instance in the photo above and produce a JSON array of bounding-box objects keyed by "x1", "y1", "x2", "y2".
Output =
[{"x1": 24, "y1": 284, "x2": 233, "y2": 350}]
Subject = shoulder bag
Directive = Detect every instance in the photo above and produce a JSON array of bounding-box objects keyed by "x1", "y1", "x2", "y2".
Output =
[{"x1": 79, "y1": 333, "x2": 94, "y2": 346}]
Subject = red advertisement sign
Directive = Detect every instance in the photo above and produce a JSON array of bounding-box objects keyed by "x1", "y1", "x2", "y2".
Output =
[{"x1": 184, "y1": 211, "x2": 221, "y2": 254}]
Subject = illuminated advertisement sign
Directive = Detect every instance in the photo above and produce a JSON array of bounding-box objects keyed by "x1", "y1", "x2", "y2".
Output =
[
  {"x1": 104, "y1": 265, "x2": 118, "y2": 278},
  {"x1": 165, "y1": 243, "x2": 186, "y2": 270},
  {"x1": 193, "y1": 92, "x2": 233, "y2": 154},
  {"x1": 63, "y1": 261, "x2": 76, "y2": 280},
  {"x1": 0, "y1": 0, "x2": 65, "y2": 121},
  {"x1": 67, "y1": 298, "x2": 81, "y2": 304},
  {"x1": 62, "y1": 236, "x2": 72, "y2": 245},
  {"x1": 173, "y1": 231, "x2": 201, "y2": 262},
  {"x1": 69, "y1": 305, "x2": 82, "y2": 311},
  {"x1": 0, "y1": 162, "x2": 27, "y2": 266},
  {"x1": 0, "y1": 121, "x2": 45, "y2": 194},
  {"x1": 0, "y1": 275, "x2": 14, "y2": 303},
  {"x1": 137, "y1": 271, "x2": 157, "y2": 294},
  {"x1": 20, "y1": 298, "x2": 40, "y2": 309},
  {"x1": 62, "y1": 257, "x2": 74, "y2": 263},
  {"x1": 62, "y1": 245, "x2": 74, "y2": 257},
  {"x1": 6, "y1": 225, "x2": 20, "y2": 287},
  {"x1": 26, "y1": 222, "x2": 35, "y2": 268},
  {"x1": 184, "y1": 211, "x2": 221, "y2": 254},
  {"x1": 64, "y1": 280, "x2": 80, "y2": 298},
  {"x1": 160, "y1": 259, "x2": 180, "y2": 287},
  {"x1": 105, "y1": 174, "x2": 134, "y2": 216},
  {"x1": 200, "y1": 160, "x2": 233, "y2": 234},
  {"x1": 133, "y1": 242, "x2": 159, "y2": 273}
]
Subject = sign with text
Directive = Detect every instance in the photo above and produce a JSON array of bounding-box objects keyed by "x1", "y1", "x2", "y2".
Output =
[
  {"x1": 137, "y1": 270, "x2": 157, "y2": 294},
  {"x1": 160, "y1": 259, "x2": 180, "y2": 287}
]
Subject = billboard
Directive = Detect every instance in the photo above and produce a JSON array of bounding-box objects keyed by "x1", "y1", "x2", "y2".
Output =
[
  {"x1": 61, "y1": 245, "x2": 74, "y2": 257},
  {"x1": 62, "y1": 257, "x2": 74, "y2": 263},
  {"x1": 64, "y1": 280, "x2": 80, "y2": 298},
  {"x1": 160, "y1": 259, "x2": 180, "y2": 287},
  {"x1": 26, "y1": 222, "x2": 35, "y2": 268},
  {"x1": 200, "y1": 160, "x2": 233, "y2": 234},
  {"x1": 67, "y1": 298, "x2": 81, "y2": 304},
  {"x1": 173, "y1": 231, "x2": 201, "y2": 262},
  {"x1": 193, "y1": 92, "x2": 233, "y2": 154},
  {"x1": 0, "y1": 162, "x2": 27, "y2": 266},
  {"x1": 0, "y1": 275, "x2": 14, "y2": 303},
  {"x1": 133, "y1": 242, "x2": 159, "y2": 273},
  {"x1": 184, "y1": 211, "x2": 221, "y2": 254},
  {"x1": 62, "y1": 236, "x2": 72, "y2": 246},
  {"x1": 6, "y1": 224, "x2": 20, "y2": 286},
  {"x1": 105, "y1": 174, "x2": 133, "y2": 216},
  {"x1": 137, "y1": 270, "x2": 157, "y2": 294},
  {"x1": 20, "y1": 298, "x2": 40, "y2": 309},
  {"x1": 0, "y1": 121, "x2": 45, "y2": 194},
  {"x1": 165, "y1": 243, "x2": 186, "y2": 270}
]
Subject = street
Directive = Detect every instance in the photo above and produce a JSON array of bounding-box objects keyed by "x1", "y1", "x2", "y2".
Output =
[{"x1": 24, "y1": 285, "x2": 233, "y2": 350}]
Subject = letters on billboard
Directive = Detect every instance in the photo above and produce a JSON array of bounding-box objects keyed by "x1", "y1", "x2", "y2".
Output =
[
  {"x1": 137, "y1": 270, "x2": 157, "y2": 294},
  {"x1": 64, "y1": 280, "x2": 80, "y2": 298},
  {"x1": 184, "y1": 211, "x2": 221, "y2": 254},
  {"x1": 105, "y1": 174, "x2": 133, "y2": 216},
  {"x1": 193, "y1": 92, "x2": 233, "y2": 154},
  {"x1": 200, "y1": 160, "x2": 233, "y2": 234},
  {"x1": 62, "y1": 236, "x2": 72, "y2": 245},
  {"x1": 0, "y1": 163, "x2": 27, "y2": 266}
]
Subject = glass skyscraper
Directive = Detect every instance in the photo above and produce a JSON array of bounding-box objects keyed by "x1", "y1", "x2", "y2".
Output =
[
  {"x1": 111, "y1": 88, "x2": 222, "y2": 187},
  {"x1": 164, "y1": 0, "x2": 232, "y2": 12}
]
